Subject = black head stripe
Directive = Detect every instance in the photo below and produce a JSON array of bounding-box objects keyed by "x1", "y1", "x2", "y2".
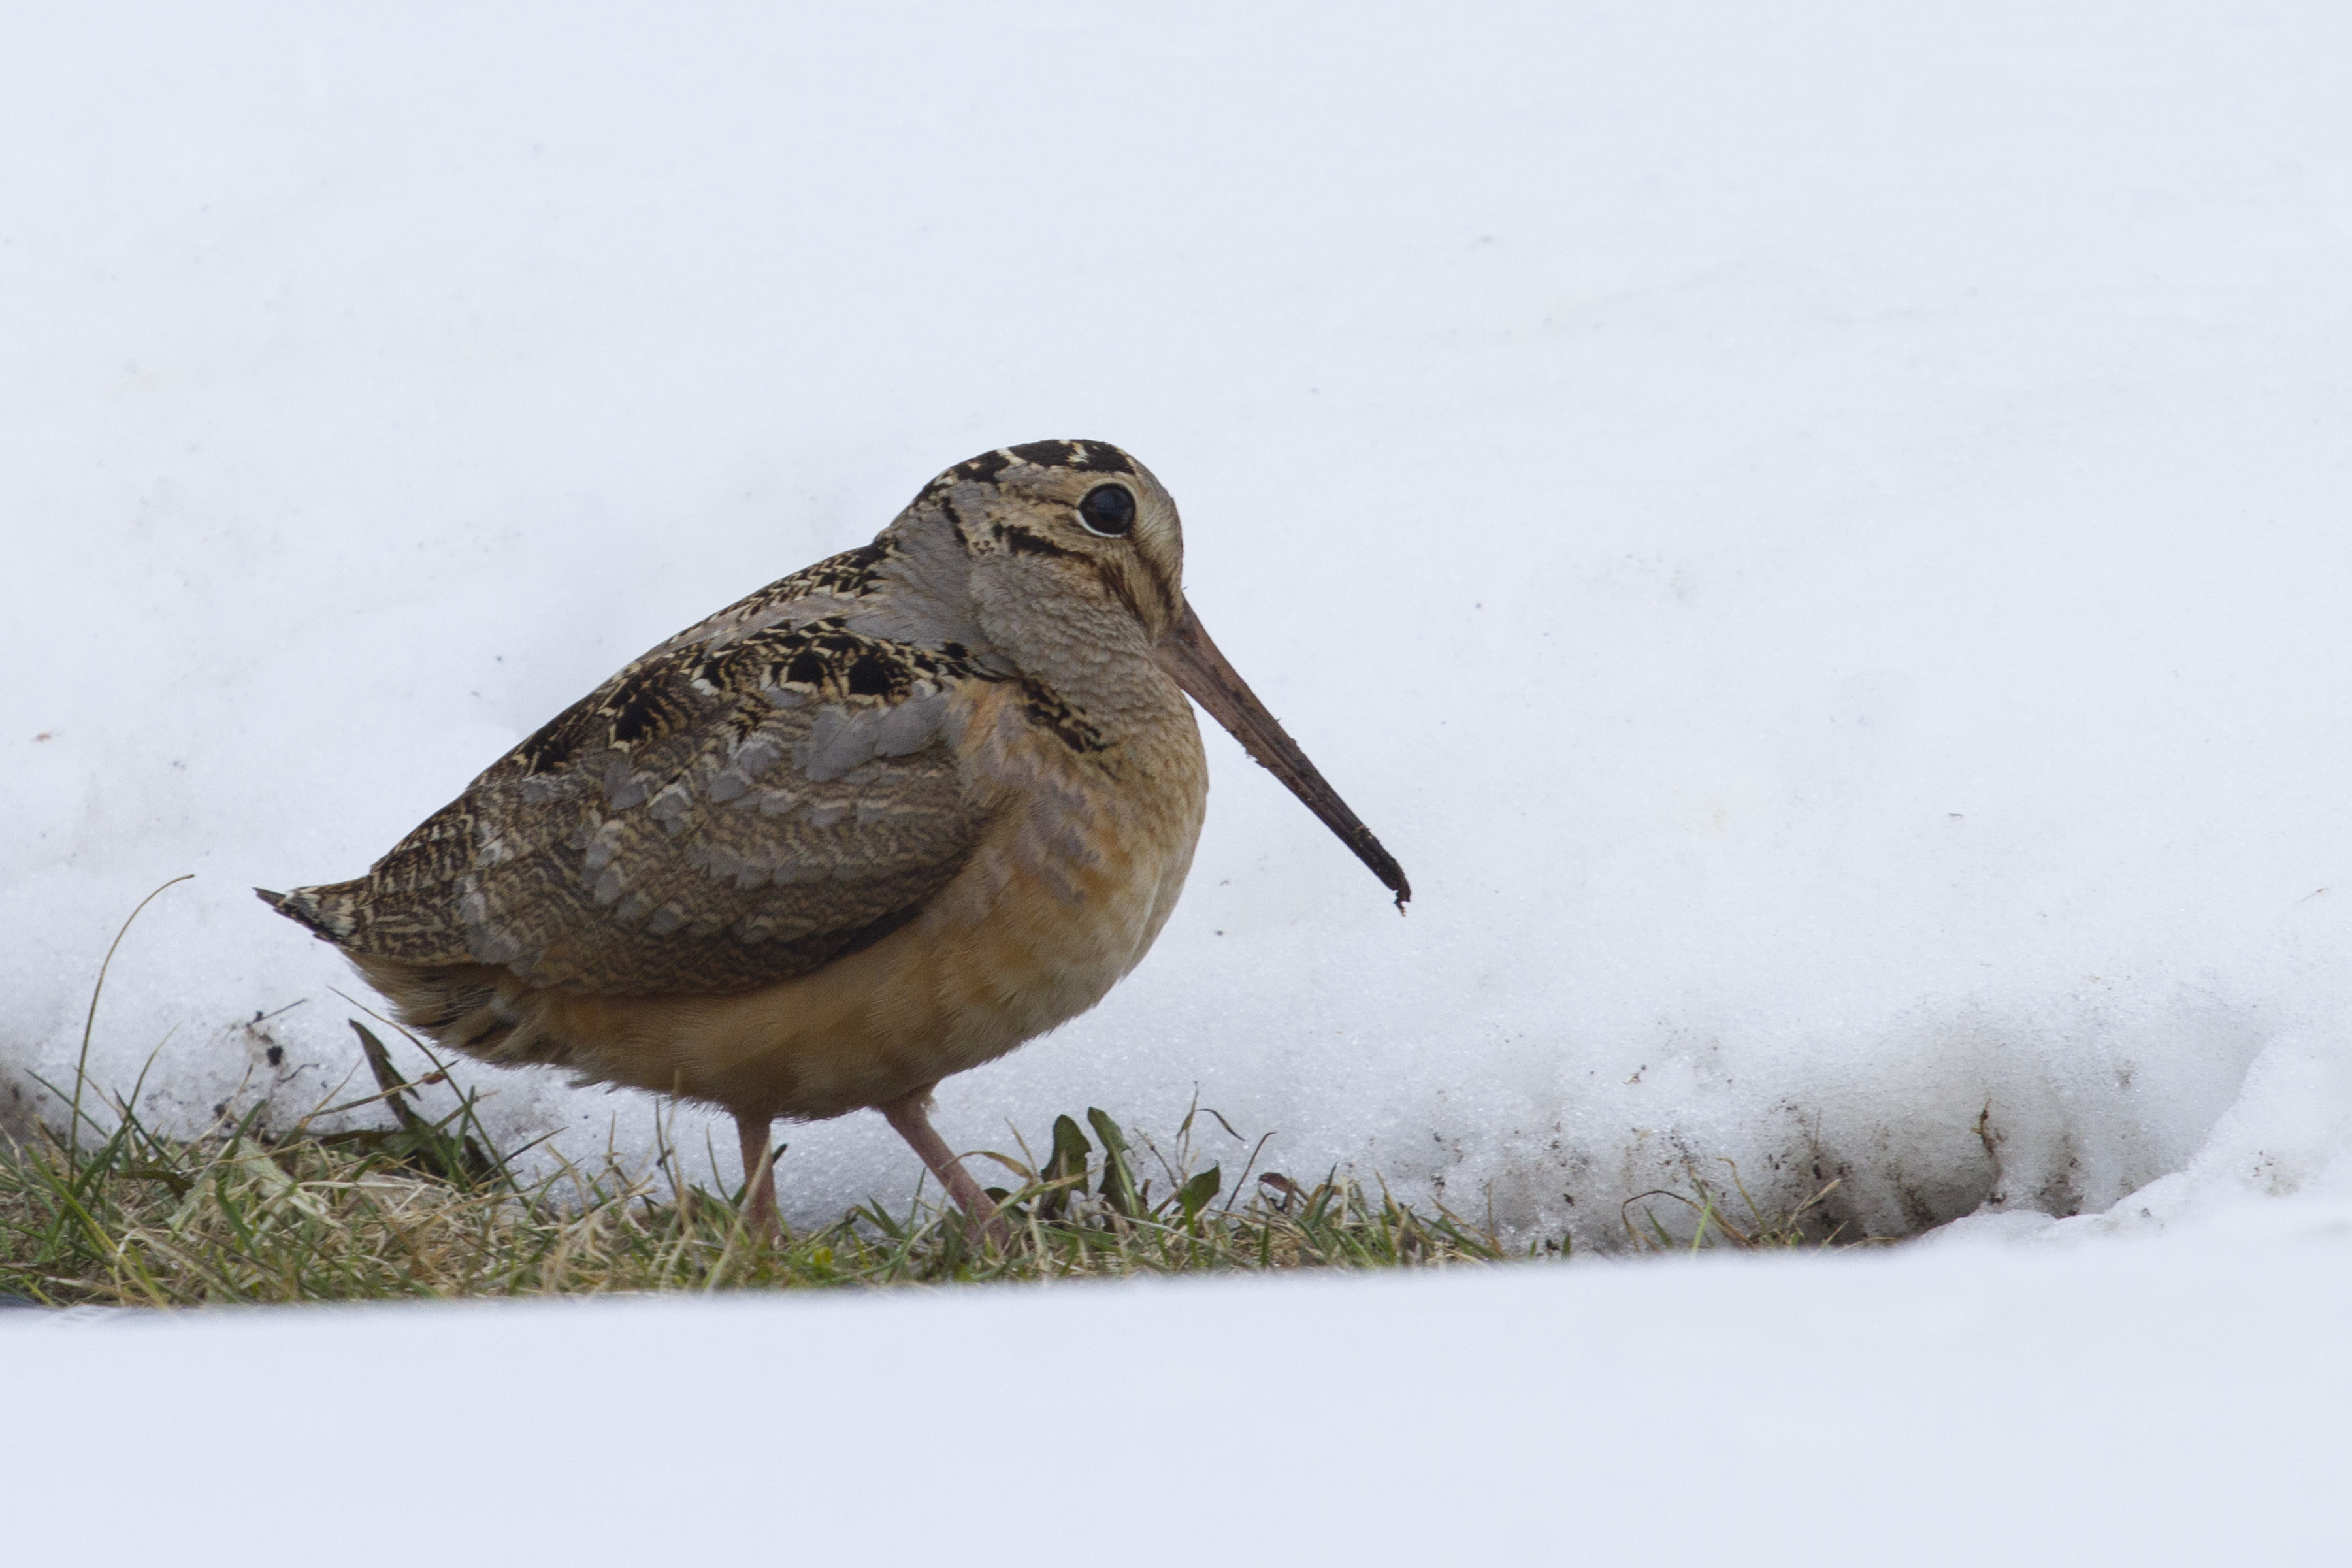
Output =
[{"x1": 1005, "y1": 439, "x2": 1136, "y2": 476}]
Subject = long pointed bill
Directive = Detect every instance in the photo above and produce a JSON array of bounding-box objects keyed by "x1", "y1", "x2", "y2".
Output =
[{"x1": 1156, "y1": 597, "x2": 1411, "y2": 910}]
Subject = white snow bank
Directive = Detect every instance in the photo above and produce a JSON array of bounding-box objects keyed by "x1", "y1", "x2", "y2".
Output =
[
  {"x1": 1938, "y1": 1026, "x2": 2352, "y2": 1246},
  {"x1": 7, "y1": 2, "x2": 2352, "y2": 1244},
  {"x1": 8, "y1": 1228, "x2": 2351, "y2": 1565}
]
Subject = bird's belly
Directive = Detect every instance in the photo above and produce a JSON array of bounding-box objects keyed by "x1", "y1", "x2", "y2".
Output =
[{"x1": 547, "y1": 723, "x2": 1208, "y2": 1119}]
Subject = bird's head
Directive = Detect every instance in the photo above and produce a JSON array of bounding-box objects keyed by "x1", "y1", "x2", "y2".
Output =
[
  {"x1": 913, "y1": 439, "x2": 1409, "y2": 909},
  {"x1": 920, "y1": 438, "x2": 1186, "y2": 646}
]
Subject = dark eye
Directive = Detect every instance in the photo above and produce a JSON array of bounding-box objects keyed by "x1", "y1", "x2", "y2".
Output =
[{"x1": 1077, "y1": 484, "x2": 1136, "y2": 537}]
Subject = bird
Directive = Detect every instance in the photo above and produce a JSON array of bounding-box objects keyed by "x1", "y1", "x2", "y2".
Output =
[{"x1": 259, "y1": 439, "x2": 1407, "y2": 1242}]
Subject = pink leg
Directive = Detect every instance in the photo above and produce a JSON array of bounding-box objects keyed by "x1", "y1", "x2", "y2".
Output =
[
  {"x1": 878, "y1": 1088, "x2": 1011, "y2": 1249},
  {"x1": 736, "y1": 1113, "x2": 780, "y2": 1237}
]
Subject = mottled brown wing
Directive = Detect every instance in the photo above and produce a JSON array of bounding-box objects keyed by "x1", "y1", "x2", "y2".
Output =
[{"x1": 278, "y1": 616, "x2": 990, "y2": 997}]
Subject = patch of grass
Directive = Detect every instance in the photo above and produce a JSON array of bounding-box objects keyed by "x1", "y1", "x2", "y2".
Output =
[
  {"x1": 0, "y1": 1017, "x2": 1526, "y2": 1308},
  {"x1": 1619, "y1": 1158, "x2": 1871, "y2": 1252}
]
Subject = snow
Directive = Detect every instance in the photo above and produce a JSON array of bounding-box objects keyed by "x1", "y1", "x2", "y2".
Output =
[
  {"x1": 9, "y1": 8, "x2": 2352, "y2": 1554},
  {"x1": 8, "y1": 1, "x2": 2352, "y2": 1251},
  {"x1": 9, "y1": 1220, "x2": 2352, "y2": 1564}
]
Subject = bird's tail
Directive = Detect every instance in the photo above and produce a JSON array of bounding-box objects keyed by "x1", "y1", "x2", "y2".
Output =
[{"x1": 254, "y1": 883, "x2": 363, "y2": 945}]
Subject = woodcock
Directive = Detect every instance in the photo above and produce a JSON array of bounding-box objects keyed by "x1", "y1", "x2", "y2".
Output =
[{"x1": 261, "y1": 440, "x2": 1407, "y2": 1241}]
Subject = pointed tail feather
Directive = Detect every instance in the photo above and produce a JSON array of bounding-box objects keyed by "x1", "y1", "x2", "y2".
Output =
[{"x1": 255, "y1": 884, "x2": 360, "y2": 945}]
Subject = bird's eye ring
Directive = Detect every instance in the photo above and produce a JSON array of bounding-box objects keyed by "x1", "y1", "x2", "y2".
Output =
[{"x1": 1077, "y1": 484, "x2": 1137, "y2": 537}]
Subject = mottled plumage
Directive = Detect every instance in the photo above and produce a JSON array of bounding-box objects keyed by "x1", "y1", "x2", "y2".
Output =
[{"x1": 261, "y1": 439, "x2": 1405, "y2": 1238}]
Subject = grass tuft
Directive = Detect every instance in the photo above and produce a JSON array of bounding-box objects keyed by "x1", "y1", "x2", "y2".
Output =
[{"x1": 1619, "y1": 1159, "x2": 1874, "y2": 1252}]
